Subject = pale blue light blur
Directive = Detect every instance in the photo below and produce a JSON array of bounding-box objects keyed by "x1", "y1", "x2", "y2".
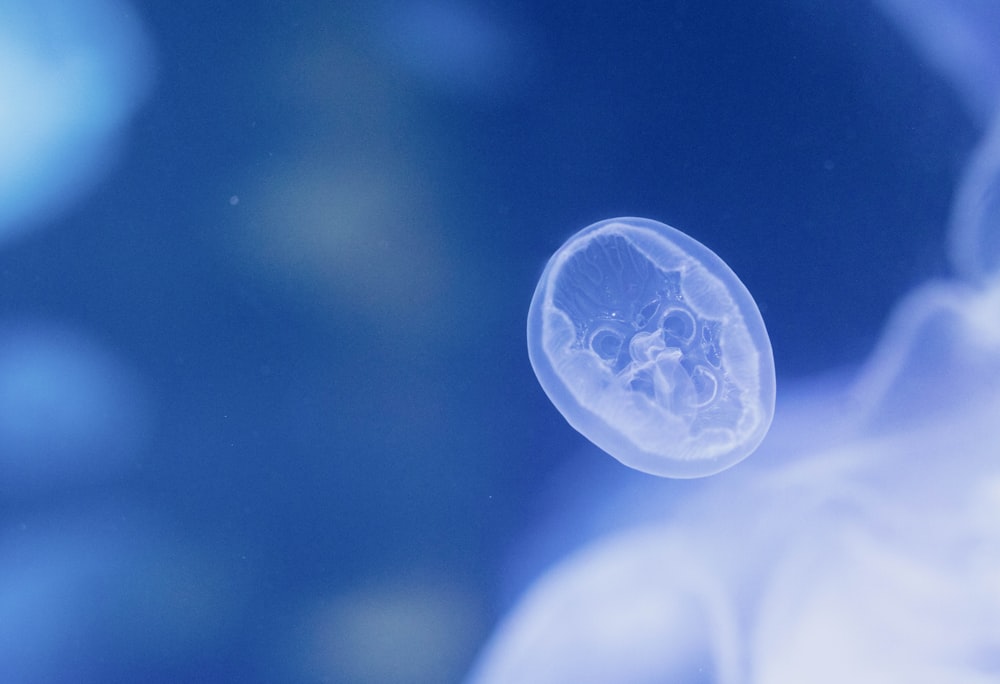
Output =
[
  {"x1": 0, "y1": 0, "x2": 151, "y2": 244},
  {"x1": 0, "y1": 509, "x2": 239, "y2": 684},
  {"x1": 0, "y1": 321, "x2": 150, "y2": 494},
  {"x1": 370, "y1": 0, "x2": 531, "y2": 99}
]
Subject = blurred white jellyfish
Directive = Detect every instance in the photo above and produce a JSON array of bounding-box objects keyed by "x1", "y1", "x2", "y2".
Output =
[
  {"x1": 874, "y1": 0, "x2": 1000, "y2": 126},
  {"x1": 465, "y1": 4, "x2": 1000, "y2": 682},
  {"x1": 0, "y1": 0, "x2": 152, "y2": 244}
]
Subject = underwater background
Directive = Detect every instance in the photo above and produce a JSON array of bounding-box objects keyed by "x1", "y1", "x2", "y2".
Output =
[{"x1": 1, "y1": 1, "x2": 997, "y2": 682}]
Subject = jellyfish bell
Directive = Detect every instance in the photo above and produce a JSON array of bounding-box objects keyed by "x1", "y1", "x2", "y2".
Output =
[{"x1": 527, "y1": 217, "x2": 776, "y2": 478}]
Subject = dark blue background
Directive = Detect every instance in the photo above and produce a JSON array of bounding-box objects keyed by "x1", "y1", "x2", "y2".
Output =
[{"x1": 0, "y1": 1, "x2": 975, "y2": 680}]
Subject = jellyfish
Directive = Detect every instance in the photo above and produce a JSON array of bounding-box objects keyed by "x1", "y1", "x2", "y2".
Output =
[
  {"x1": 468, "y1": 28, "x2": 1000, "y2": 684},
  {"x1": 527, "y1": 217, "x2": 776, "y2": 478},
  {"x1": 471, "y1": 203, "x2": 1000, "y2": 682}
]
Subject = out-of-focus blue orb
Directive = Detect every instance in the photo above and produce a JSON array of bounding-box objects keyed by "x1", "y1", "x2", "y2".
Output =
[
  {"x1": 0, "y1": 0, "x2": 152, "y2": 244},
  {"x1": 0, "y1": 322, "x2": 150, "y2": 493}
]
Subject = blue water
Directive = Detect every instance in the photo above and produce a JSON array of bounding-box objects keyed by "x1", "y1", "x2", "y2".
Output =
[{"x1": 0, "y1": 1, "x2": 990, "y2": 682}]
